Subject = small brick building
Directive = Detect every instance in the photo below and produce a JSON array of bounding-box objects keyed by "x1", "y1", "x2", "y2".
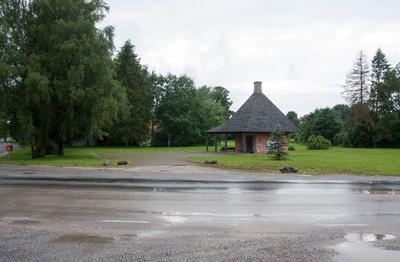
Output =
[{"x1": 206, "y1": 81, "x2": 300, "y2": 154}]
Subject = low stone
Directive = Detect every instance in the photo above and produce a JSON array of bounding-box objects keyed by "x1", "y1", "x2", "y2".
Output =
[
  {"x1": 204, "y1": 159, "x2": 217, "y2": 164},
  {"x1": 280, "y1": 166, "x2": 298, "y2": 173},
  {"x1": 117, "y1": 160, "x2": 128, "y2": 165},
  {"x1": 102, "y1": 161, "x2": 110, "y2": 166}
]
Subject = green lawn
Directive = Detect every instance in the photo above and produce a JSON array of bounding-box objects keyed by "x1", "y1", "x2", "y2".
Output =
[
  {"x1": 1, "y1": 143, "x2": 400, "y2": 176},
  {"x1": 190, "y1": 144, "x2": 400, "y2": 176},
  {"x1": 0, "y1": 145, "x2": 205, "y2": 167}
]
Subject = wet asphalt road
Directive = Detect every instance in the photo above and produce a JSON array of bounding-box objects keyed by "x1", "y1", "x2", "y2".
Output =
[{"x1": 1, "y1": 158, "x2": 400, "y2": 261}]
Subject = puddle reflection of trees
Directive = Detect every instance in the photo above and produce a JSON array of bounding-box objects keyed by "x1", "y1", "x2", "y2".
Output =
[
  {"x1": 367, "y1": 190, "x2": 400, "y2": 195},
  {"x1": 346, "y1": 233, "x2": 397, "y2": 242}
]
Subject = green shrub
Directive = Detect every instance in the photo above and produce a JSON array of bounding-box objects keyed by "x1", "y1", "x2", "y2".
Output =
[
  {"x1": 333, "y1": 132, "x2": 350, "y2": 146},
  {"x1": 307, "y1": 135, "x2": 331, "y2": 150},
  {"x1": 288, "y1": 145, "x2": 295, "y2": 151}
]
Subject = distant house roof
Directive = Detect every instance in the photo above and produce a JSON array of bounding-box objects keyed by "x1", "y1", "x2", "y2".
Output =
[{"x1": 206, "y1": 81, "x2": 300, "y2": 134}]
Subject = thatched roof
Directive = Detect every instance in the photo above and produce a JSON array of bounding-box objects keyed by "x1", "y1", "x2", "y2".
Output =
[{"x1": 206, "y1": 82, "x2": 300, "y2": 134}]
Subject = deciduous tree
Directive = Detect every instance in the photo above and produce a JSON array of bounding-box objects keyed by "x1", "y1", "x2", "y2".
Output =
[
  {"x1": 300, "y1": 107, "x2": 342, "y2": 143},
  {"x1": 286, "y1": 111, "x2": 300, "y2": 128},
  {"x1": 154, "y1": 74, "x2": 201, "y2": 146},
  {"x1": 1, "y1": 0, "x2": 123, "y2": 158}
]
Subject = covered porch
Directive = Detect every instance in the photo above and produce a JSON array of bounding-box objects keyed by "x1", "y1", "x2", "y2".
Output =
[{"x1": 205, "y1": 132, "x2": 276, "y2": 154}]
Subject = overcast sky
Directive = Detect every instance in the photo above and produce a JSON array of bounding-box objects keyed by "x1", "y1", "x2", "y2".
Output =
[{"x1": 101, "y1": 0, "x2": 400, "y2": 116}]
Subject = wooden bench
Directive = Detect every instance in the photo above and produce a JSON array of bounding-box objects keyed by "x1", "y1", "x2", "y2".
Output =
[{"x1": 220, "y1": 146, "x2": 235, "y2": 152}]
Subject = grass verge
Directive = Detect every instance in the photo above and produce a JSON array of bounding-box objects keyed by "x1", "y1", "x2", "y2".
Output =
[
  {"x1": 1, "y1": 144, "x2": 399, "y2": 176},
  {"x1": 0, "y1": 145, "x2": 205, "y2": 167}
]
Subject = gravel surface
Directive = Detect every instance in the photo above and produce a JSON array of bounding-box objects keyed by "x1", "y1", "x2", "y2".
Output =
[{"x1": 0, "y1": 219, "x2": 343, "y2": 262}]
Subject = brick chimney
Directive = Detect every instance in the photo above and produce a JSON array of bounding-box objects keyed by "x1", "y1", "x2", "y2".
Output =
[{"x1": 254, "y1": 81, "x2": 262, "y2": 93}]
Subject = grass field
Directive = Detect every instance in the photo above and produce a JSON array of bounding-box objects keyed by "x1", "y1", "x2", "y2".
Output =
[
  {"x1": 191, "y1": 144, "x2": 400, "y2": 176},
  {"x1": 1, "y1": 143, "x2": 399, "y2": 176},
  {"x1": 0, "y1": 145, "x2": 203, "y2": 167}
]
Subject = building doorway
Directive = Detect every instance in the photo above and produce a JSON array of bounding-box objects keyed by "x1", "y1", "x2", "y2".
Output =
[{"x1": 246, "y1": 135, "x2": 253, "y2": 153}]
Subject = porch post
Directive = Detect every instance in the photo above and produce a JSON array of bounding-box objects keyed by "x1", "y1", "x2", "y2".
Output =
[
  {"x1": 242, "y1": 133, "x2": 246, "y2": 154},
  {"x1": 224, "y1": 133, "x2": 227, "y2": 153},
  {"x1": 206, "y1": 133, "x2": 209, "y2": 152},
  {"x1": 214, "y1": 134, "x2": 217, "y2": 152}
]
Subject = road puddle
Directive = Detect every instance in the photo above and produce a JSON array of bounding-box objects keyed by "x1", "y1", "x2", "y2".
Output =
[
  {"x1": 345, "y1": 233, "x2": 396, "y2": 242},
  {"x1": 52, "y1": 234, "x2": 114, "y2": 244},
  {"x1": 138, "y1": 231, "x2": 163, "y2": 238},
  {"x1": 160, "y1": 213, "x2": 187, "y2": 224},
  {"x1": 117, "y1": 234, "x2": 138, "y2": 241},
  {"x1": 334, "y1": 233, "x2": 399, "y2": 262},
  {"x1": 366, "y1": 190, "x2": 400, "y2": 195}
]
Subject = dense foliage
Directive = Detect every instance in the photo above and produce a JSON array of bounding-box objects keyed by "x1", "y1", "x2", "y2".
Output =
[
  {"x1": 0, "y1": 1, "x2": 233, "y2": 155},
  {"x1": 1, "y1": 0, "x2": 124, "y2": 158},
  {"x1": 149, "y1": 74, "x2": 232, "y2": 146},
  {"x1": 300, "y1": 48, "x2": 400, "y2": 148},
  {"x1": 300, "y1": 107, "x2": 342, "y2": 143}
]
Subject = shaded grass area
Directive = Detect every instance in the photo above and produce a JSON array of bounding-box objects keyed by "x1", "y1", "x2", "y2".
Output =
[
  {"x1": 0, "y1": 145, "x2": 206, "y2": 167},
  {"x1": 0, "y1": 146, "x2": 105, "y2": 167},
  {"x1": 1, "y1": 144, "x2": 400, "y2": 176}
]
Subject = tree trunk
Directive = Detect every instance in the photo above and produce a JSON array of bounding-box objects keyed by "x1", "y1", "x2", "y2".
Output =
[
  {"x1": 31, "y1": 130, "x2": 49, "y2": 158},
  {"x1": 151, "y1": 122, "x2": 154, "y2": 147},
  {"x1": 31, "y1": 145, "x2": 46, "y2": 159},
  {"x1": 57, "y1": 140, "x2": 64, "y2": 156}
]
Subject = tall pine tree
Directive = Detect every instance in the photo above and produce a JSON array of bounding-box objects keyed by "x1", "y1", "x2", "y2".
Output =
[
  {"x1": 107, "y1": 40, "x2": 152, "y2": 146},
  {"x1": 369, "y1": 48, "x2": 398, "y2": 147},
  {"x1": 369, "y1": 48, "x2": 392, "y2": 118}
]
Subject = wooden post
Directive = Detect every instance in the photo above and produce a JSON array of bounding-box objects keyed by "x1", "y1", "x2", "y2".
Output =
[
  {"x1": 242, "y1": 133, "x2": 246, "y2": 154},
  {"x1": 214, "y1": 134, "x2": 217, "y2": 152},
  {"x1": 6, "y1": 144, "x2": 13, "y2": 159},
  {"x1": 224, "y1": 133, "x2": 227, "y2": 153},
  {"x1": 206, "y1": 134, "x2": 209, "y2": 152}
]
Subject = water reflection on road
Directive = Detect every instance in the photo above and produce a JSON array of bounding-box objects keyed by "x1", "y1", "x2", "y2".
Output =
[
  {"x1": 334, "y1": 233, "x2": 400, "y2": 262},
  {"x1": 1, "y1": 177, "x2": 399, "y2": 226},
  {"x1": 3, "y1": 176, "x2": 399, "y2": 194},
  {"x1": 1, "y1": 176, "x2": 400, "y2": 261}
]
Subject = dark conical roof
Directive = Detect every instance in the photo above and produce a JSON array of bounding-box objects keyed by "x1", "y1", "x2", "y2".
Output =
[{"x1": 207, "y1": 84, "x2": 300, "y2": 133}]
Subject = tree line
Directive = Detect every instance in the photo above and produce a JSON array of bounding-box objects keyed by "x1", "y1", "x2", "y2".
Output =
[
  {"x1": 288, "y1": 48, "x2": 400, "y2": 148},
  {"x1": 0, "y1": 0, "x2": 232, "y2": 158},
  {"x1": 2, "y1": 1, "x2": 399, "y2": 160}
]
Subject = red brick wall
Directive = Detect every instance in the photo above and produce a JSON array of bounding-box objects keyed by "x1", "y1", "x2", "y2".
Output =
[{"x1": 254, "y1": 133, "x2": 271, "y2": 154}]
